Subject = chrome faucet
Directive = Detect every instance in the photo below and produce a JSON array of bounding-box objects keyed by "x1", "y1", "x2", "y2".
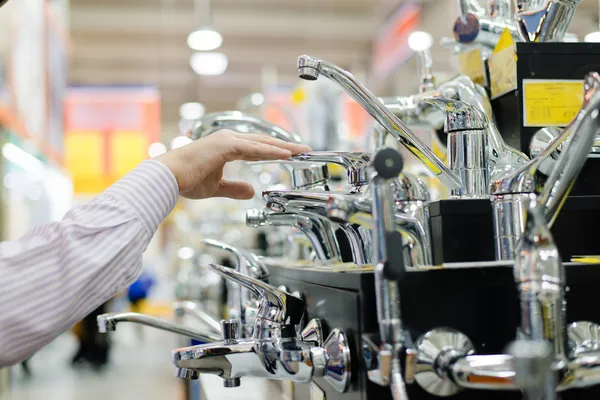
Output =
[
  {"x1": 201, "y1": 239, "x2": 269, "y2": 336},
  {"x1": 97, "y1": 312, "x2": 221, "y2": 343},
  {"x1": 188, "y1": 111, "x2": 302, "y2": 143},
  {"x1": 249, "y1": 160, "x2": 331, "y2": 190},
  {"x1": 172, "y1": 301, "x2": 222, "y2": 335},
  {"x1": 171, "y1": 263, "x2": 352, "y2": 392},
  {"x1": 490, "y1": 72, "x2": 600, "y2": 260},
  {"x1": 508, "y1": 340, "x2": 556, "y2": 400},
  {"x1": 246, "y1": 208, "x2": 342, "y2": 262},
  {"x1": 515, "y1": 0, "x2": 581, "y2": 43},
  {"x1": 297, "y1": 55, "x2": 462, "y2": 191}
]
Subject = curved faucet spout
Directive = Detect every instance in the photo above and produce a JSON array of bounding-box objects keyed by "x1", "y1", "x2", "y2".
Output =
[
  {"x1": 297, "y1": 55, "x2": 462, "y2": 191},
  {"x1": 188, "y1": 111, "x2": 302, "y2": 143}
]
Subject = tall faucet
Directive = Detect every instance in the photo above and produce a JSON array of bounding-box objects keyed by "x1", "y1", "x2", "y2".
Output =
[
  {"x1": 297, "y1": 55, "x2": 462, "y2": 191},
  {"x1": 490, "y1": 72, "x2": 600, "y2": 259},
  {"x1": 188, "y1": 111, "x2": 302, "y2": 143},
  {"x1": 515, "y1": 0, "x2": 581, "y2": 43},
  {"x1": 171, "y1": 263, "x2": 352, "y2": 392},
  {"x1": 97, "y1": 312, "x2": 221, "y2": 343},
  {"x1": 201, "y1": 239, "x2": 269, "y2": 336}
]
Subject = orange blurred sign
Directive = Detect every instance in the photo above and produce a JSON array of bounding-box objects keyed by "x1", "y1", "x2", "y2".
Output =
[
  {"x1": 64, "y1": 87, "x2": 160, "y2": 194},
  {"x1": 372, "y1": 1, "x2": 422, "y2": 82}
]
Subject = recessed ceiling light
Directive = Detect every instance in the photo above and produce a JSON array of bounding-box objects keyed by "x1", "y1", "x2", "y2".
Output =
[
  {"x1": 179, "y1": 102, "x2": 206, "y2": 120},
  {"x1": 190, "y1": 52, "x2": 228, "y2": 76},
  {"x1": 187, "y1": 28, "x2": 223, "y2": 51}
]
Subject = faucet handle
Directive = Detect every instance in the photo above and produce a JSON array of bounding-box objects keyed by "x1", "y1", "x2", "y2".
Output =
[
  {"x1": 290, "y1": 151, "x2": 371, "y2": 187},
  {"x1": 421, "y1": 98, "x2": 486, "y2": 131},
  {"x1": 208, "y1": 263, "x2": 305, "y2": 327},
  {"x1": 248, "y1": 160, "x2": 330, "y2": 190}
]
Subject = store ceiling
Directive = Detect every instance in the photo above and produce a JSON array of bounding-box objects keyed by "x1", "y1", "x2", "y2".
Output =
[{"x1": 68, "y1": 0, "x2": 399, "y2": 138}]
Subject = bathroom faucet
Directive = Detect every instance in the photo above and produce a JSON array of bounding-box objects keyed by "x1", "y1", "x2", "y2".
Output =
[
  {"x1": 171, "y1": 263, "x2": 352, "y2": 392},
  {"x1": 172, "y1": 301, "x2": 222, "y2": 334},
  {"x1": 188, "y1": 111, "x2": 302, "y2": 143},
  {"x1": 515, "y1": 0, "x2": 581, "y2": 43},
  {"x1": 97, "y1": 312, "x2": 221, "y2": 343},
  {"x1": 490, "y1": 72, "x2": 600, "y2": 260},
  {"x1": 201, "y1": 239, "x2": 269, "y2": 336},
  {"x1": 297, "y1": 55, "x2": 462, "y2": 191}
]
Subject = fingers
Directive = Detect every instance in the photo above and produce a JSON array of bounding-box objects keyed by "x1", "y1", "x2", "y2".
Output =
[
  {"x1": 222, "y1": 140, "x2": 294, "y2": 163},
  {"x1": 214, "y1": 180, "x2": 255, "y2": 200},
  {"x1": 237, "y1": 134, "x2": 311, "y2": 155}
]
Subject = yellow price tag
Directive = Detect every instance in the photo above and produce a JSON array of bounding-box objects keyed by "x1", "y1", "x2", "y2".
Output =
[
  {"x1": 522, "y1": 80, "x2": 584, "y2": 127},
  {"x1": 457, "y1": 47, "x2": 485, "y2": 86},
  {"x1": 493, "y1": 28, "x2": 515, "y2": 55},
  {"x1": 489, "y1": 45, "x2": 517, "y2": 99}
]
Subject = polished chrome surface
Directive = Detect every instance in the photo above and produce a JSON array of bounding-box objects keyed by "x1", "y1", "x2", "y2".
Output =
[
  {"x1": 171, "y1": 318, "x2": 351, "y2": 393},
  {"x1": 530, "y1": 127, "x2": 562, "y2": 158},
  {"x1": 492, "y1": 193, "x2": 533, "y2": 260},
  {"x1": 491, "y1": 72, "x2": 600, "y2": 221},
  {"x1": 516, "y1": 0, "x2": 581, "y2": 43},
  {"x1": 246, "y1": 208, "x2": 342, "y2": 262},
  {"x1": 508, "y1": 340, "x2": 556, "y2": 400},
  {"x1": 423, "y1": 98, "x2": 488, "y2": 198},
  {"x1": 416, "y1": 48, "x2": 435, "y2": 94},
  {"x1": 97, "y1": 312, "x2": 220, "y2": 342},
  {"x1": 413, "y1": 328, "x2": 476, "y2": 396},
  {"x1": 249, "y1": 160, "x2": 330, "y2": 190},
  {"x1": 568, "y1": 321, "x2": 600, "y2": 357},
  {"x1": 297, "y1": 55, "x2": 462, "y2": 190},
  {"x1": 188, "y1": 111, "x2": 302, "y2": 143},
  {"x1": 175, "y1": 367, "x2": 200, "y2": 380},
  {"x1": 290, "y1": 151, "x2": 370, "y2": 188},
  {"x1": 300, "y1": 318, "x2": 323, "y2": 346},
  {"x1": 172, "y1": 301, "x2": 222, "y2": 334},
  {"x1": 221, "y1": 319, "x2": 242, "y2": 344},
  {"x1": 207, "y1": 263, "x2": 305, "y2": 335}
]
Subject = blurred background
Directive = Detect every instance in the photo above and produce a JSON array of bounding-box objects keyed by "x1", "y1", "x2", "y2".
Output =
[{"x1": 0, "y1": 0, "x2": 599, "y2": 399}]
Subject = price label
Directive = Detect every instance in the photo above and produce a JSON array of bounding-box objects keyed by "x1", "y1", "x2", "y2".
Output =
[
  {"x1": 457, "y1": 47, "x2": 485, "y2": 86},
  {"x1": 489, "y1": 45, "x2": 517, "y2": 99},
  {"x1": 522, "y1": 80, "x2": 584, "y2": 127}
]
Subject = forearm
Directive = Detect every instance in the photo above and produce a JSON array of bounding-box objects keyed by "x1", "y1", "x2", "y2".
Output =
[{"x1": 0, "y1": 160, "x2": 178, "y2": 366}]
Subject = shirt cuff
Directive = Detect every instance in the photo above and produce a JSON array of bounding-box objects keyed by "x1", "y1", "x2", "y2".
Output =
[{"x1": 104, "y1": 160, "x2": 179, "y2": 236}]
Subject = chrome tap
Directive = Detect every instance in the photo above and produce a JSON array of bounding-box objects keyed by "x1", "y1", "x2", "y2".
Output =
[
  {"x1": 171, "y1": 264, "x2": 352, "y2": 392},
  {"x1": 172, "y1": 301, "x2": 222, "y2": 334},
  {"x1": 491, "y1": 72, "x2": 600, "y2": 260},
  {"x1": 249, "y1": 160, "x2": 331, "y2": 190},
  {"x1": 246, "y1": 208, "x2": 342, "y2": 262},
  {"x1": 297, "y1": 55, "x2": 462, "y2": 191},
  {"x1": 97, "y1": 312, "x2": 221, "y2": 343},
  {"x1": 508, "y1": 340, "x2": 556, "y2": 400},
  {"x1": 188, "y1": 111, "x2": 302, "y2": 143},
  {"x1": 422, "y1": 98, "x2": 489, "y2": 198},
  {"x1": 515, "y1": 0, "x2": 581, "y2": 43},
  {"x1": 201, "y1": 239, "x2": 269, "y2": 336},
  {"x1": 326, "y1": 172, "x2": 432, "y2": 268}
]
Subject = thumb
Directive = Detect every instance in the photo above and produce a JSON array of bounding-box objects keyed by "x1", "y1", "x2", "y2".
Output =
[{"x1": 214, "y1": 180, "x2": 255, "y2": 200}]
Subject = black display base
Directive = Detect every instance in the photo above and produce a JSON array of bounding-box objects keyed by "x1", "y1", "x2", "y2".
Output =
[{"x1": 266, "y1": 262, "x2": 600, "y2": 400}]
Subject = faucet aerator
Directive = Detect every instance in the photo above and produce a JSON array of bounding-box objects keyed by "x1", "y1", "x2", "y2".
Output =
[{"x1": 298, "y1": 67, "x2": 318, "y2": 80}]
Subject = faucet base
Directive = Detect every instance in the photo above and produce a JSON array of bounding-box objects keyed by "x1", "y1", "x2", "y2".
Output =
[{"x1": 413, "y1": 328, "x2": 475, "y2": 397}]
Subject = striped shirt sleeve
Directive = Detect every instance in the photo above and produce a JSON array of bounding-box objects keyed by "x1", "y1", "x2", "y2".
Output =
[{"x1": 0, "y1": 160, "x2": 178, "y2": 367}]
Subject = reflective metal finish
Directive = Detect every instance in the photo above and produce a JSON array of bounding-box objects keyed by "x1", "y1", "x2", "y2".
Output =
[
  {"x1": 568, "y1": 321, "x2": 600, "y2": 357},
  {"x1": 172, "y1": 301, "x2": 222, "y2": 334},
  {"x1": 300, "y1": 318, "x2": 323, "y2": 346},
  {"x1": 516, "y1": 0, "x2": 581, "y2": 43},
  {"x1": 246, "y1": 208, "x2": 342, "y2": 263},
  {"x1": 297, "y1": 55, "x2": 462, "y2": 190},
  {"x1": 249, "y1": 160, "x2": 330, "y2": 190},
  {"x1": 508, "y1": 340, "x2": 556, "y2": 400},
  {"x1": 221, "y1": 319, "x2": 241, "y2": 344},
  {"x1": 413, "y1": 328, "x2": 476, "y2": 396},
  {"x1": 188, "y1": 111, "x2": 302, "y2": 143},
  {"x1": 416, "y1": 48, "x2": 435, "y2": 94},
  {"x1": 290, "y1": 151, "x2": 371, "y2": 189},
  {"x1": 97, "y1": 312, "x2": 220, "y2": 342},
  {"x1": 492, "y1": 193, "x2": 533, "y2": 260},
  {"x1": 422, "y1": 98, "x2": 488, "y2": 198}
]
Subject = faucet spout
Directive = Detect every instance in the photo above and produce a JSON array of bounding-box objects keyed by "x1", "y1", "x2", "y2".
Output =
[
  {"x1": 188, "y1": 111, "x2": 302, "y2": 143},
  {"x1": 297, "y1": 55, "x2": 462, "y2": 191},
  {"x1": 97, "y1": 312, "x2": 220, "y2": 342}
]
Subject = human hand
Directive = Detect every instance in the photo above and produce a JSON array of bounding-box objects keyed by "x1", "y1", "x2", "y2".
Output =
[{"x1": 157, "y1": 130, "x2": 311, "y2": 200}]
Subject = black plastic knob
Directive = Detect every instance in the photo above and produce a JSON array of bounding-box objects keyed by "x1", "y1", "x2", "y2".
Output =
[
  {"x1": 383, "y1": 231, "x2": 406, "y2": 281},
  {"x1": 372, "y1": 148, "x2": 403, "y2": 179}
]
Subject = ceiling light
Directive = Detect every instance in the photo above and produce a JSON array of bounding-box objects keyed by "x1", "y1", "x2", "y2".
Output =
[
  {"x1": 190, "y1": 52, "x2": 228, "y2": 76},
  {"x1": 585, "y1": 32, "x2": 600, "y2": 42},
  {"x1": 250, "y1": 93, "x2": 264, "y2": 106},
  {"x1": 179, "y1": 102, "x2": 206, "y2": 120},
  {"x1": 171, "y1": 136, "x2": 193, "y2": 150},
  {"x1": 408, "y1": 31, "x2": 433, "y2": 52},
  {"x1": 148, "y1": 142, "x2": 167, "y2": 158},
  {"x1": 187, "y1": 28, "x2": 223, "y2": 51}
]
